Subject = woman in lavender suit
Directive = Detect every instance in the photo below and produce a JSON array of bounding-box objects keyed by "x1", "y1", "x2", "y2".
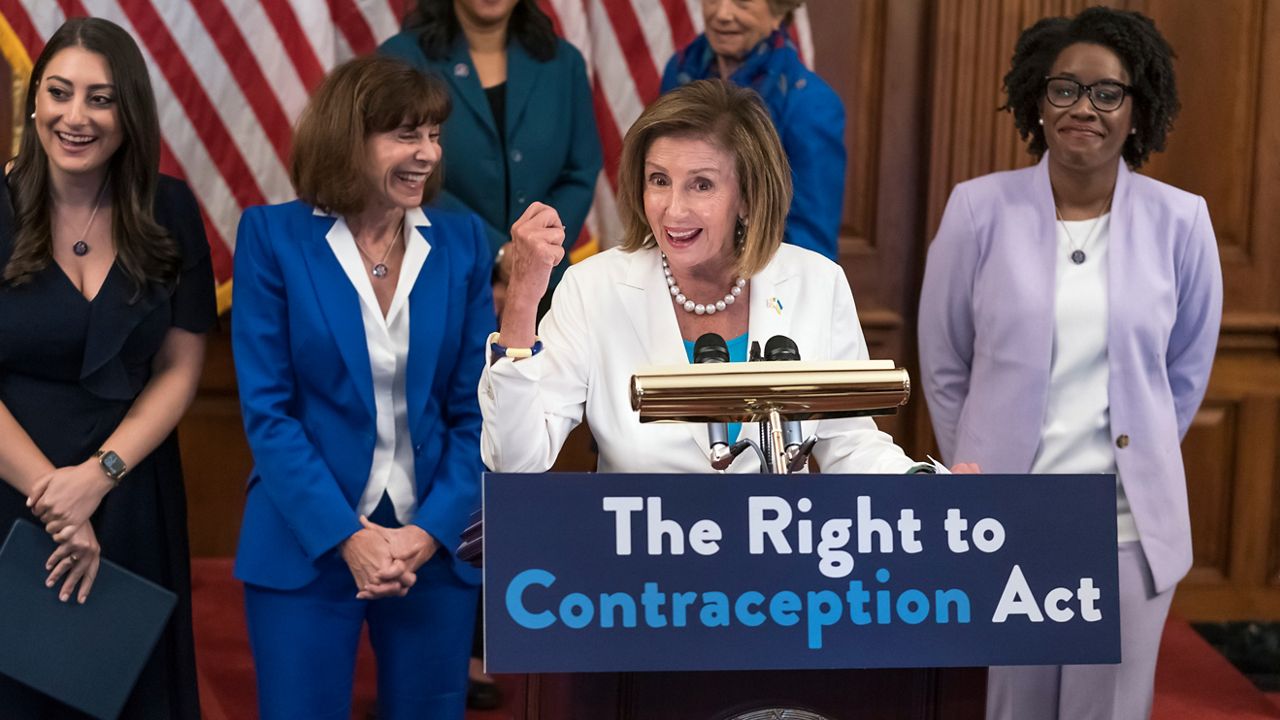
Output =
[{"x1": 918, "y1": 8, "x2": 1222, "y2": 720}]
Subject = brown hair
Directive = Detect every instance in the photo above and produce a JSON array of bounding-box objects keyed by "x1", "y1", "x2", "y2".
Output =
[
  {"x1": 5, "y1": 17, "x2": 180, "y2": 296},
  {"x1": 290, "y1": 55, "x2": 451, "y2": 216},
  {"x1": 616, "y1": 79, "x2": 792, "y2": 278}
]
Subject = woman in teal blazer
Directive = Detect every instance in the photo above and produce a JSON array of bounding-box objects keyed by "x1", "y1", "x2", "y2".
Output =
[{"x1": 380, "y1": 0, "x2": 602, "y2": 306}]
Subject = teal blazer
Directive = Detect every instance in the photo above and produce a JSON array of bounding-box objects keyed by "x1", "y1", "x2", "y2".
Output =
[{"x1": 380, "y1": 32, "x2": 602, "y2": 288}]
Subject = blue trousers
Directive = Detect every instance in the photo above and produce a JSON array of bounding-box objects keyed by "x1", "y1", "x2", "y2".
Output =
[{"x1": 243, "y1": 498, "x2": 477, "y2": 720}]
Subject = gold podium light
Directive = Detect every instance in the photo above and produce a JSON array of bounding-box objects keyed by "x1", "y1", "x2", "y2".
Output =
[{"x1": 630, "y1": 360, "x2": 910, "y2": 424}]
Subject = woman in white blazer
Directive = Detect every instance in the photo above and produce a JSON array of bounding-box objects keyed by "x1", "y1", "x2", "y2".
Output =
[{"x1": 481, "y1": 80, "x2": 950, "y2": 476}]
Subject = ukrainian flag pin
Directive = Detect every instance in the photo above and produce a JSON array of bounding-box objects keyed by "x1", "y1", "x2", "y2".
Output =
[{"x1": 768, "y1": 296, "x2": 784, "y2": 316}]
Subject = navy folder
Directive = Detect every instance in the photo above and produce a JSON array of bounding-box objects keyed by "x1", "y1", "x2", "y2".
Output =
[{"x1": 0, "y1": 519, "x2": 176, "y2": 720}]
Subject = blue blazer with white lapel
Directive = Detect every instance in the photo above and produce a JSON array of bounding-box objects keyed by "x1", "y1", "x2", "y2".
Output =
[
  {"x1": 918, "y1": 155, "x2": 1223, "y2": 593},
  {"x1": 379, "y1": 32, "x2": 602, "y2": 288},
  {"x1": 231, "y1": 200, "x2": 493, "y2": 589}
]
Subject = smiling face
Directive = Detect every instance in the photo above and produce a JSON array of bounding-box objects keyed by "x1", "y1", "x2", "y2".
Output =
[
  {"x1": 702, "y1": 0, "x2": 783, "y2": 65},
  {"x1": 362, "y1": 121, "x2": 442, "y2": 211},
  {"x1": 33, "y1": 46, "x2": 124, "y2": 184},
  {"x1": 1039, "y1": 42, "x2": 1135, "y2": 175},
  {"x1": 643, "y1": 134, "x2": 745, "y2": 276}
]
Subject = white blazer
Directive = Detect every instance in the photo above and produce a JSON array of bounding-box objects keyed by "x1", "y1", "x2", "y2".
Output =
[{"x1": 480, "y1": 245, "x2": 919, "y2": 475}]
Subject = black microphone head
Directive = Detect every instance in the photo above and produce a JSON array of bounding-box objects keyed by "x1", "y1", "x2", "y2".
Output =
[
  {"x1": 693, "y1": 333, "x2": 730, "y2": 364},
  {"x1": 764, "y1": 335, "x2": 801, "y2": 362}
]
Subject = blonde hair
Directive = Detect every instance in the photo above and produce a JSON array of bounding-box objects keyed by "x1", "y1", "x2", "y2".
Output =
[{"x1": 616, "y1": 80, "x2": 792, "y2": 278}]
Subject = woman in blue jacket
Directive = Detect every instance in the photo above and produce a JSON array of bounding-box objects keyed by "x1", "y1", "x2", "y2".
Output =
[
  {"x1": 232, "y1": 55, "x2": 492, "y2": 720},
  {"x1": 662, "y1": 0, "x2": 844, "y2": 261},
  {"x1": 380, "y1": 0, "x2": 602, "y2": 312}
]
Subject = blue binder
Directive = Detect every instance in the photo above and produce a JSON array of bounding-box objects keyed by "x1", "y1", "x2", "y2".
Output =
[{"x1": 0, "y1": 519, "x2": 176, "y2": 720}]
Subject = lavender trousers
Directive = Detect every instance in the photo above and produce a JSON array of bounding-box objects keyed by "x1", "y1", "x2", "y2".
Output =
[{"x1": 986, "y1": 542, "x2": 1175, "y2": 720}]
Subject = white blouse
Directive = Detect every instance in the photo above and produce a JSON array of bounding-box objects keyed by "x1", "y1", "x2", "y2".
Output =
[
  {"x1": 325, "y1": 207, "x2": 430, "y2": 525},
  {"x1": 1030, "y1": 213, "x2": 1138, "y2": 543}
]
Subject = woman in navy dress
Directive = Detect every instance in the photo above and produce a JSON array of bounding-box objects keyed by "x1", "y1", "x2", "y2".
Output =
[{"x1": 0, "y1": 18, "x2": 213, "y2": 719}]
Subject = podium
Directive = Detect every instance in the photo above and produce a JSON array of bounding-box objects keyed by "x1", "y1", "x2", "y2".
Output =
[
  {"x1": 480, "y1": 472, "x2": 1122, "y2": 720},
  {"x1": 505, "y1": 667, "x2": 985, "y2": 719}
]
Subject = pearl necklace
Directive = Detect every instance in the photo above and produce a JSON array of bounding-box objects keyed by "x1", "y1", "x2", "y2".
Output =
[{"x1": 662, "y1": 254, "x2": 744, "y2": 315}]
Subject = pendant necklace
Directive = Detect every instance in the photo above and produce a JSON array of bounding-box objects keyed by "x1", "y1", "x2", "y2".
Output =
[
  {"x1": 1054, "y1": 196, "x2": 1111, "y2": 265},
  {"x1": 354, "y1": 221, "x2": 400, "y2": 279},
  {"x1": 70, "y1": 180, "x2": 109, "y2": 257}
]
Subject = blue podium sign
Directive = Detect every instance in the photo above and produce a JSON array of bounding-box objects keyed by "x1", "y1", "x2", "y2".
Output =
[{"x1": 484, "y1": 473, "x2": 1120, "y2": 673}]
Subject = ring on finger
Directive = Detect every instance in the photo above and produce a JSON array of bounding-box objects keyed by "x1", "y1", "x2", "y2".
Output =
[{"x1": 69, "y1": 554, "x2": 78, "y2": 563}]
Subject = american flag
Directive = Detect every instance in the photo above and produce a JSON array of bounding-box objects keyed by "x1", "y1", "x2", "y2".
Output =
[{"x1": 0, "y1": 0, "x2": 811, "y2": 312}]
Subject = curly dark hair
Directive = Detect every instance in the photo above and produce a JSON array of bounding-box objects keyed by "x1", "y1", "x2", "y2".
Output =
[
  {"x1": 404, "y1": 0, "x2": 557, "y2": 62},
  {"x1": 1000, "y1": 6, "x2": 1179, "y2": 168}
]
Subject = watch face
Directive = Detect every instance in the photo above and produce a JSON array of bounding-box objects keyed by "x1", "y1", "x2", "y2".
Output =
[{"x1": 100, "y1": 451, "x2": 127, "y2": 479}]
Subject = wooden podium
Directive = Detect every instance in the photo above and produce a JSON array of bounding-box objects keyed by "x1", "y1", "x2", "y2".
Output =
[{"x1": 498, "y1": 668, "x2": 986, "y2": 719}]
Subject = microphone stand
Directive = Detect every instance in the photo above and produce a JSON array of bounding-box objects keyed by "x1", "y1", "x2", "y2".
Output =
[{"x1": 766, "y1": 408, "x2": 788, "y2": 474}]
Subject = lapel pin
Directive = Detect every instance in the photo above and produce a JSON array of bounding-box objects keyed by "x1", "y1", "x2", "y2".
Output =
[
  {"x1": 768, "y1": 296, "x2": 784, "y2": 316},
  {"x1": 453, "y1": 63, "x2": 469, "y2": 78}
]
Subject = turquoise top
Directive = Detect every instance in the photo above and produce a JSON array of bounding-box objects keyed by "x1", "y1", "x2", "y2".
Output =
[{"x1": 682, "y1": 332, "x2": 749, "y2": 442}]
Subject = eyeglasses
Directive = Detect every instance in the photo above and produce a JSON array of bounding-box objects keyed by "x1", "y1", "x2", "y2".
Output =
[{"x1": 1043, "y1": 76, "x2": 1133, "y2": 112}]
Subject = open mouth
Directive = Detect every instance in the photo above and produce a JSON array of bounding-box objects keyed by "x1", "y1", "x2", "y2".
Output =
[
  {"x1": 55, "y1": 130, "x2": 97, "y2": 148},
  {"x1": 665, "y1": 227, "x2": 702, "y2": 248},
  {"x1": 394, "y1": 171, "x2": 428, "y2": 187}
]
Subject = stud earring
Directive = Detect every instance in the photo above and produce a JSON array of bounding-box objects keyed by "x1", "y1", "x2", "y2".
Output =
[
  {"x1": 1130, "y1": 128, "x2": 1137, "y2": 135},
  {"x1": 1038, "y1": 118, "x2": 1044, "y2": 126}
]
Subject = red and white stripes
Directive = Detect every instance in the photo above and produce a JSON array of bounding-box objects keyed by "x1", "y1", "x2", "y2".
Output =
[{"x1": 0, "y1": 0, "x2": 810, "y2": 297}]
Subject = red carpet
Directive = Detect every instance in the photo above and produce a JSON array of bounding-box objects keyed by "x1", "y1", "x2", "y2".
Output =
[
  {"x1": 1152, "y1": 616, "x2": 1280, "y2": 719},
  {"x1": 192, "y1": 558, "x2": 1279, "y2": 719}
]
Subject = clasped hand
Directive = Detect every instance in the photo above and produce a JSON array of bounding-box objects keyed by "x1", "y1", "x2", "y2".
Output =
[
  {"x1": 43, "y1": 522, "x2": 101, "y2": 604},
  {"x1": 340, "y1": 516, "x2": 439, "y2": 600},
  {"x1": 27, "y1": 460, "x2": 113, "y2": 541}
]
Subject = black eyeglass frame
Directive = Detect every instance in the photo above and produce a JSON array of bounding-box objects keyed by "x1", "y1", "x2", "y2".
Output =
[{"x1": 1042, "y1": 75, "x2": 1135, "y2": 113}]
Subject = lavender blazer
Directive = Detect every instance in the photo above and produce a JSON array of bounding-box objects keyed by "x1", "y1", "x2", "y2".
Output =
[{"x1": 917, "y1": 154, "x2": 1223, "y2": 593}]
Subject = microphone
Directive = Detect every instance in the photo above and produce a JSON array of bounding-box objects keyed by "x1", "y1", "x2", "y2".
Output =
[
  {"x1": 764, "y1": 336, "x2": 806, "y2": 460},
  {"x1": 693, "y1": 333, "x2": 732, "y2": 460}
]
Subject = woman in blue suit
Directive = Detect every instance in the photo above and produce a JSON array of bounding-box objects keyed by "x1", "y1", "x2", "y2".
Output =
[
  {"x1": 231, "y1": 55, "x2": 492, "y2": 720},
  {"x1": 380, "y1": 0, "x2": 602, "y2": 313},
  {"x1": 662, "y1": 0, "x2": 844, "y2": 261}
]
